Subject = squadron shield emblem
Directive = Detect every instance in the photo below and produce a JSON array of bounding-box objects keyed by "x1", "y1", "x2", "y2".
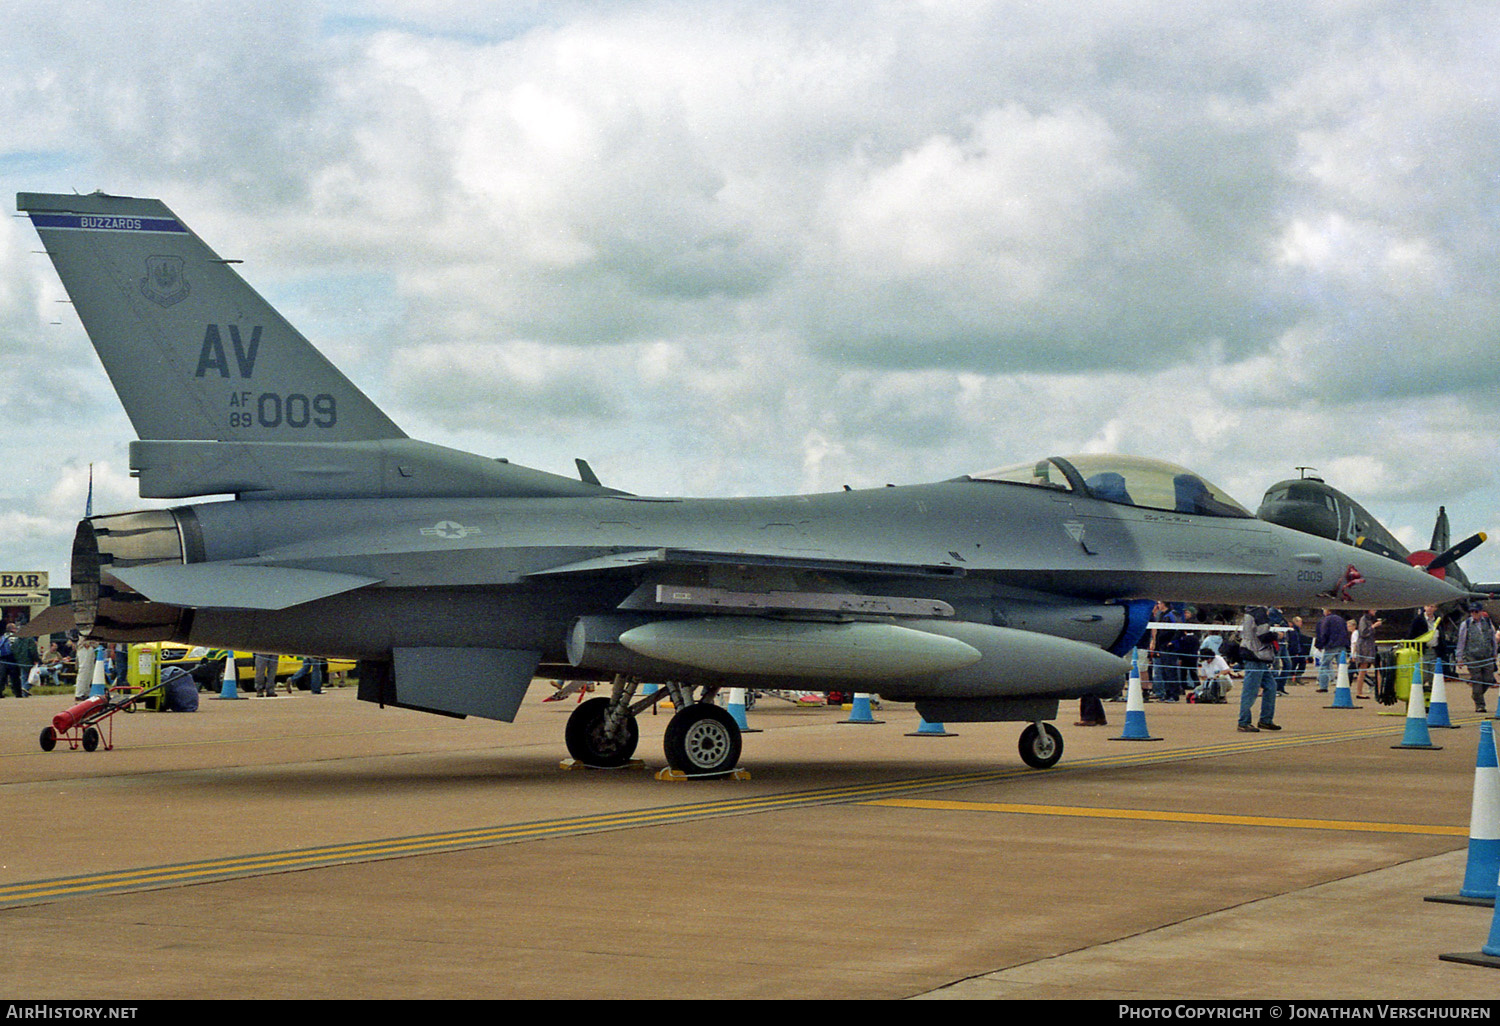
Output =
[{"x1": 140, "y1": 255, "x2": 189, "y2": 307}]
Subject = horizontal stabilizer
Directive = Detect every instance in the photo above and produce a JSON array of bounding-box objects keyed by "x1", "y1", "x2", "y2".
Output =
[{"x1": 109, "y1": 563, "x2": 380, "y2": 610}]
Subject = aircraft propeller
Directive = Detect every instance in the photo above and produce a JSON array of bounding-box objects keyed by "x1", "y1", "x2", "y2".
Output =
[
  {"x1": 1408, "y1": 531, "x2": 1487, "y2": 579},
  {"x1": 1354, "y1": 535, "x2": 1406, "y2": 562}
]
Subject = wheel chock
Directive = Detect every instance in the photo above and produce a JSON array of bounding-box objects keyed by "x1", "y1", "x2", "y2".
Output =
[
  {"x1": 654, "y1": 766, "x2": 752, "y2": 782},
  {"x1": 558, "y1": 758, "x2": 646, "y2": 772}
]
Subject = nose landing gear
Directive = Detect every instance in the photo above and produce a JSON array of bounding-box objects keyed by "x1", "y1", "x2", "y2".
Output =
[{"x1": 1018, "y1": 721, "x2": 1063, "y2": 769}]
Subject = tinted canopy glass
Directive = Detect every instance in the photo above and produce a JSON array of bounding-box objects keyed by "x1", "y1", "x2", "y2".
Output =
[{"x1": 968, "y1": 454, "x2": 1252, "y2": 518}]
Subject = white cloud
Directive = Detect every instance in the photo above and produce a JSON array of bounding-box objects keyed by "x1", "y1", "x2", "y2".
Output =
[{"x1": 3, "y1": 0, "x2": 1500, "y2": 586}]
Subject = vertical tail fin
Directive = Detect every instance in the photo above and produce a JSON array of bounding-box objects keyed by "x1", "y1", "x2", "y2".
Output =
[
  {"x1": 20, "y1": 191, "x2": 617, "y2": 501},
  {"x1": 18, "y1": 191, "x2": 404, "y2": 443},
  {"x1": 1431, "y1": 506, "x2": 1452, "y2": 554}
]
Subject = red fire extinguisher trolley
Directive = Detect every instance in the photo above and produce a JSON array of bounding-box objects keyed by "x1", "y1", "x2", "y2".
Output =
[{"x1": 38, "y1": 680, "x2": 167, "y2": 752}]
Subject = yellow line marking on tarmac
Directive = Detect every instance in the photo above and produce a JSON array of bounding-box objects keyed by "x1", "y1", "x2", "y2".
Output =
[
  {"x1": 1, "y1": 713, "x2": 1478, "y2": 908},
  {"x1": 860, "y1": 799, "x2": 1467, "y2": 836}
]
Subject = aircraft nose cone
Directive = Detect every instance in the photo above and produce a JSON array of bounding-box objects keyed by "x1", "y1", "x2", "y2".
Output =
[{"x1": 1352, "y1": 553, "x2": 1466, "y2": 608}]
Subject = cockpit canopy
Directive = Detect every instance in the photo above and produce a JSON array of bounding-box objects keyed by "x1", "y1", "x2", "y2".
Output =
[{"x1": 966, "y1": 454, "x2": 1253, "y2": 519}]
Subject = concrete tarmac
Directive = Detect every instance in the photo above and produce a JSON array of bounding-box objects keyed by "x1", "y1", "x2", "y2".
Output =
[{"x1": 1, "y1": 681, "x2": 1497, "y2": 1000}]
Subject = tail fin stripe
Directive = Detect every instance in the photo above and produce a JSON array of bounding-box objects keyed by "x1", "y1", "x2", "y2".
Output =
[{"x1": 29, "y1": 213, "x2": 187, "y2": 234}]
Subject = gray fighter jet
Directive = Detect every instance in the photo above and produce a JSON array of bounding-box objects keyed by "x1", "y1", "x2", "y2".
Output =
[{"x1": 18, "y1": 191, "x2": 1463, "y2": 774}]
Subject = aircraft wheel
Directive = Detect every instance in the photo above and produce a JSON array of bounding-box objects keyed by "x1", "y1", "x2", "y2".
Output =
[
  {"x1": 564, "y1": 697, "x2": 639, "y2": 768},
  {"x1": 38, "y1": 726, "x2": 56, "y2": 752},
  {"x1": 1018, "y1": 722, "x2": 1063, "y2": 769},
  {"x1": 663, "y1": 704, "x2": 742, "y2": 776},
  {"x1": 82, "y1": 726, "x2": 101, "y2": 753}
]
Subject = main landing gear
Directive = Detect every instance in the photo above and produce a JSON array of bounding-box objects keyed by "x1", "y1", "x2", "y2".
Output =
[{"x1": 564, "y1": 678, "x2": 743, "y2": 776}]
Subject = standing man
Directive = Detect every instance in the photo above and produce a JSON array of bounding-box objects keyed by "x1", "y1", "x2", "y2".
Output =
[
  {"x1": 253, "y1": 653, "x2": 277, "y2": 698},
  {"x1": 1238, "y1": 606, "x2": 1280, "y2": 732},
  {"x1": 1282, "y1": 615, "x2": 1310, "y2": 687},
  {"x1": 74, "y1": 638, "x2": 98, "y2": 700},
  {"x1": 0, "y1": 623, "x2": 19, "y2": 698},
  {"x1": 1409, "y1": 603, "x2": 1441, "y2": 687},
  {"x1": 1153, "y1": 603, "x2": 1186, "y2": 703},
  {"x1": 1454, "y1": 604, "x2": 1497, "y2": 713},
  {"x1": 287, "y1": 657, "x2": 326, "y2": 695},
  {"x1": 11, "y1": 626, "x2": 38, "y2": 697},
  {"x1": 1352, "y1": 610, "x2": 1383, "y2": 700},
  {"x1": 1315, "y1": 608, "x2": 1351, "y2": 693},
  {"x1": 1267, "y1": 607, "x2": 1291, "y2": 695},
  {"x1": 1167, "y1": 606, "x2": 1203, "y2": 702}
]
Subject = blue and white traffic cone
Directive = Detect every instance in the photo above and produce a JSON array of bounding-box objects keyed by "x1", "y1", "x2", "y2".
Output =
[
  {"x1": 1111, "y1": 653, "x2": 1161, "y2": 742},
  {"x1": 1428, "y1": 721, "x2": 1500, "y2": 907},
  {"x1": 1439, "y1": 769, "x2": 1500, "y2": 965},
  {"x1": 1328, "y1": 651, "x2": 1355, "y2": 709},
  {"x1": 725, "y1": 688, "x2": 761, "y2": 733},
  {"x1": 1439, "y1": 894, "x2": 1500, "y2": 968},
  {"x1": 214, "y1": 651, "x2": 244, "y2": 700},
  {"x1": 89, "y1": 658, "x2": 108, "y2": 699},
  {"x1": 1393, "y1": 660, "x2": 1441, "y2": 750},
  {"x1": 906, "y1": 716, "x2": 953, "y2": 737},
  {"x1": 842, "y1": 692, "x2": 883, "y2": 724},
  {"x1": 1429, "y1": 658, "x2": 1455, "y2": 729}
]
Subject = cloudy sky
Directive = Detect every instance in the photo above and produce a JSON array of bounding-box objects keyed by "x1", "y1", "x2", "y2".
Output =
[{"x1": 3, "y1": 0, "x2": 1500, "y2": 587}]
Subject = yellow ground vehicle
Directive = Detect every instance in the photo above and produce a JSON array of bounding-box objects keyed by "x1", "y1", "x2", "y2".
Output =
[{"x1": 134, "y1": 643, "x2": 354, "y2": 689}]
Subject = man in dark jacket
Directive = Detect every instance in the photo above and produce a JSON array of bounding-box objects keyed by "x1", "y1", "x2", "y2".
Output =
[
  {"x1": 1315, "y1": 609, "x2": 1350, "y2": 692},
  {"x1": 10, "y1": 627, "x2": 38, "y2": 697},
  {"x1": 1280, "y1": 615, "x2": 1310, "y2": 690},
  {"x1": 1238, "y1": 606, "x2": 1280, "y2": 732}
]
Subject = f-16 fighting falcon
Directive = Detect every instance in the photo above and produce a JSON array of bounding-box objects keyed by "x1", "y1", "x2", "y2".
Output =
[{"x1": 18, "y1": 191, "x2": 1463, "y2": 775}]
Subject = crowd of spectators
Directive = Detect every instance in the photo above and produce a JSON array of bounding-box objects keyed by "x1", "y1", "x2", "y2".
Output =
[{"x1": 1126, "y1": 599, "x2": 1499, "y2": 730}]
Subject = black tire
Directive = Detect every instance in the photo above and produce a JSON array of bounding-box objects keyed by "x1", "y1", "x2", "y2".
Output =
[
  {"x1": 1018, "y1": 722, "x2": 1063, "y2": 769},
  {"x1": 38, "y1": 726, "x2": 56, "y2": 752},
  {"x1": 663, "y1": 704, "x2": 742, "y2": 776},
  {"x1": 564, "y1": 697, "x2": 639, "y2": 767},
  {"x1": 82, "y1": 726, "x2": 100, "y2": 753}
]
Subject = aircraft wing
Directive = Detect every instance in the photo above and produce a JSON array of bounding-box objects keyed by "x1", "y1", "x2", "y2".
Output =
[{"x1": 108, "y1": 563, "x2": 381, "y2": 611}]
